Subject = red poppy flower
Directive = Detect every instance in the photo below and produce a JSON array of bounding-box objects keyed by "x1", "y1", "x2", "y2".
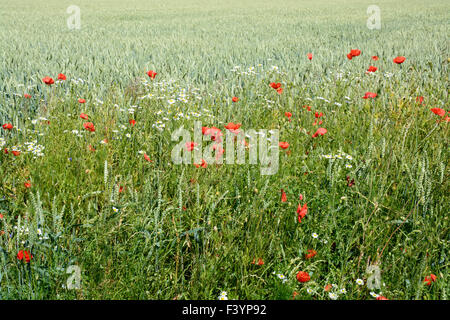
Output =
[
  {"x1": 58, "y1": 73, "x2": 67, "y2": 80},
  {"x1": 430, "y1": 108, "x2": 445, "y2": 117},
  {"x1": 285, "y1": 112, "x2": 292, "y2": 121},
  {"x1": 147, "y1": 70, "x2": 157, "y2": 79},
  {"x1": 83, "y1": 122, "x2": 95, "y2": 132},
  {"x1": 24, "y1": 94, "x2": 31, "y2": 99},
  {"x1": 24, "y1": 181, "x2": 31, "y2": 188},
  {"x1": 307, "y1": 53, "x2": 313, "y2": 60},
  {"x1": 194, "y1": 159, "x2": 207, "y2": 168},
  {"x1": 270, "y1": 82, "x2": 281, "y2": 90},
  {"x1": 314, "y1": 111, "x2": 323, "y2": 118},
  {"x1": 119, "y1": 186, "x2": 124, "y2": 193},
  {"x1": 367, "y1": 66, "x2": 378, "y2": 72},
  {"x1": 205, "y1": 127, "x2": 221, "y2": 135},
  {"x1": 144, "y1": 153, "x2": 152, "y2": 162},
  {"x1": 393, "y1": 56, "x2": 406, "y2": 64},
  {"x1": 376, "y1": 296, "x2": 389, "y2": 300},
  {"x1": 203, "y1": 127, "x2": 222, "y2": 142},
  {"x1": 129, "y1": 119, "x2": 136, "y2": 126},
  {"x1": 297, "y1": 203, "x2": 307, "y2": 223},
  {"x1": 350, "y1": 49, "x2": 361, "y2": 57},
  {"x1": 224, "y1": 122, "x2": 241, "y2": 131},
  {"x1": 346, "y1": 176, "x2": 355, "y2": 187},
  {"x1": 0, "y1": 213, "x2": 3, "y2": 219},
  {"x1": 252, "y1": 258, "x2": 264, "y2": 266},
  {"x1": 372, "y1": 56, "x2": 379, "y2": 61},
  {"x1": 78, "y1": 98, "x2": 86, "y2": 104},
  {"x1": 324, "y1": 284, "x2": 332, "y2": 292},
  {"x1": 296, "y1": 271, "x2": 310, "y2": 283},
  {"x1": 416, "y1": 96, "x2": 424, "y2": 104},
  {"x1": 12, "y1": 150, "x2": 20, "y2": 156},
  {"x1": 363, "y1": 92, "x2": 377, "y2": 99},
  {"x1": 232, "y1": 97, "x2": 239, "y2": 102},
  {"x1": 202, "y1": 127, "x2": 209, "y2": 135},
  {"x1": 423, "y1": 274, "x2": 437, "y2": 286},
  {"x1": 201, "y1": 126, "x2": 209, "y2": 135},
  {"x1": 305, "y1": 249, "x2": 317, "y2": 259},
  {"x1": 312, "y1": 128, "x2": 327, "y2": 138},
  {"x1": 279, "y1": 141, "x2": 289, "y2": 149},
  {"x1": 185, "y1": 141, "x2": 198, "y2": 151},
  {"x1": 2, "y1": 123, "x2": 13, "y2": 130},
  {"x1": 281, "y1": 189, "x2": 287, "y2": 202},
  {"x1": 17, "y1": 250, "x2": 33, "y2": 263},
  {"x1": 42, "y1": 76, "x2": 54, "y2": 85},
  {"x1": 276, "y1": 87, "x2": 283, "y2": 95},
  {"x1": 80, "y1": 113, "x2": 88, "y2": 120},
  {"x1": 347, "y1": 53, "x2": 353, "y2": 60}
]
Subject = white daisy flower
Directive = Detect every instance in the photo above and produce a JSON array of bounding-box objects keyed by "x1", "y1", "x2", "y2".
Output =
[
  {"x1": 329, "y1": 292, "x2": 338, "y2": 300},
  {"x1": 277, "y1": 274, "x2": 288, "y2": 283}
]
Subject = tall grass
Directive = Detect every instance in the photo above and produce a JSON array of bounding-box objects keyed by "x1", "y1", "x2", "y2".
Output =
[{"x1": 0, "y1": 0, "x2": 448, "y2": 299}]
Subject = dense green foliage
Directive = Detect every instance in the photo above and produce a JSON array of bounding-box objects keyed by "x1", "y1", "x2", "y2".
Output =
[{"x1": 0, "y1": 0, "x2": 448, "y2": 299}]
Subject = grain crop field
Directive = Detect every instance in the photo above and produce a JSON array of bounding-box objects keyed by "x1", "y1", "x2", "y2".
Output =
[{"x1": 0, "y1": 0, "x2": 448, "y2": 300}]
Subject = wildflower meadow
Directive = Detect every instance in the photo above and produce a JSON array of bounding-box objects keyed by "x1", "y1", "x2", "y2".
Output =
[{"x1": 0, "y1": 0, "x2": 448, "y2": 300}]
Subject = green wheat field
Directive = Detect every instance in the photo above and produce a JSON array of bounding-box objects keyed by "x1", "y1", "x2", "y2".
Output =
[{"x1": 0, "y1": 0, "x2": 448, "y2": 300}]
